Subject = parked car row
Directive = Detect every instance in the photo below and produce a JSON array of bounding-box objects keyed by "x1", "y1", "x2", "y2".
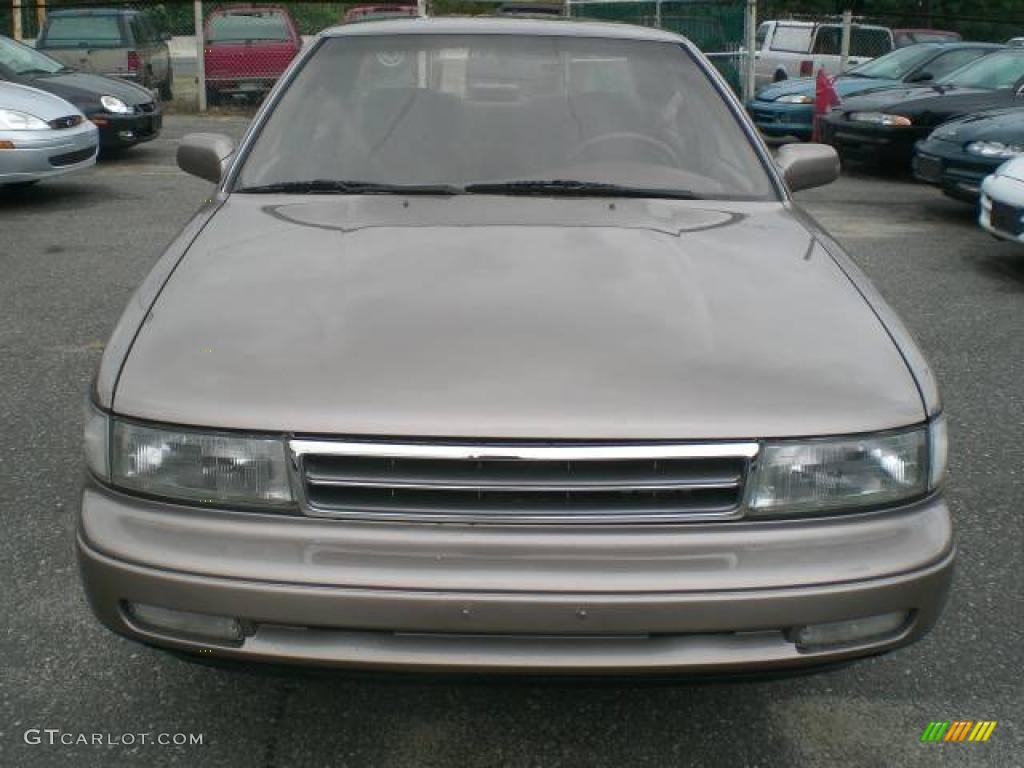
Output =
[
  {"x1": 748, "y1": 41, "x2": 1024, "y2": 247},
  {"x1": 0, "y1": 32, "x2": 163, "y2": 187}
]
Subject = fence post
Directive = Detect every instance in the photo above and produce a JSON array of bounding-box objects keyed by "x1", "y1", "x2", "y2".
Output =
[
  {"x1": 36, "y1": 0, "x2": 44, "y2": 33},
  {"x1": 194, "y1": 0, "x2": 206, "y2": 111},
  {"x1": 655, "y1": 0, "x2": 662, "y2": 29},
  {"x1": 840, "y1": 8, "x2": 852, "y2": 73},
  {"x1": 11, "y1": 0, "x2": 22, "y2": 40},
  {"x1": 743, "y1": 0, "x2": 757, "y2": 104}
]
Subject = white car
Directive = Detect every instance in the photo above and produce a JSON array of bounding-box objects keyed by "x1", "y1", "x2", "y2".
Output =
[
  {"x1": 979, "y1": 155, "x2": 1024, "y2": 243},
  {"x1": 0, "y1": 80, "x2": 98, "y2": 188},
  {"x1": 754, "y1": 20, "x2": 894, "y2": 87}
]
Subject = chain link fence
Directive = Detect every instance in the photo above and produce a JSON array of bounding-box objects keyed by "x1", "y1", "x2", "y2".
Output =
[{"x1": 567, "y1": 1, "x2": 747, "y2": 93}]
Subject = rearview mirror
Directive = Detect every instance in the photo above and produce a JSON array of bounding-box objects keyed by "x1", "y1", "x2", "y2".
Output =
[
  {"x1": 177, "y1": 133, "x2": 235, "y2": 184},
  {"x1": 776, "y1": 143, "x2": 840, "y2": 192}
]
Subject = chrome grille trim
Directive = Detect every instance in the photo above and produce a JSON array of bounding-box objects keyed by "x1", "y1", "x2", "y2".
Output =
[
  {"x1": 289, "y1": 440, "x2": 758, "y2": 524},
  {"x1": 290, "y1": 441, "x2": 759, "y2": 461}
]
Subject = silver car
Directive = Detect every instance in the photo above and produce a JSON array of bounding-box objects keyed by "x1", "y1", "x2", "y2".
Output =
[
  {"x1": 0, "y1": 80, "x2": 97, "y2": 186},
  {"x1": 80, "y1": 19, "x2": 952, "y2": 676}
]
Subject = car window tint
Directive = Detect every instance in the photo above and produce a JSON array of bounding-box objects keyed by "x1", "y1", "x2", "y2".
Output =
[
  {"x1": 849, "y1": 45, "x2": 937, "y2": 80},
  {"x1": 208, "y1": 12, "x2": 291, "y2": 42},
  {"x1": 41, "y1": 15, "x2": 124, "y2": 47},
  {"x1": 941, "y1": 51, "x2": 1024, "y2": 88},
  {"x1": 770, "y1": 25, "x2": 813, "y2": 53},
  {"x1": 130, "y1": 18, "x2": 148, "y2": 44},
  {"x1": 850, "y1": 29, "x2": 892, "y2": 57},
  {"x1": 812, "y1": 27, "x2": 842, "y2": 56},
  {"x1": 237, "y1": 35, "x2": 778, "y2": 200},
  {"x1": 0, "y1": 35, "x2": 65, "y2": 74},
  {"x1": 926, "y1": 49, "x2": 992, "y2": 80},
  {"x1": 755, "y1": 23, "x2": 769, "y2": 49}
]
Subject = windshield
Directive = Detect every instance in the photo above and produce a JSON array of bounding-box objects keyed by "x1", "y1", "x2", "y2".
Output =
[
  {"x1": 849, "y1": 45, "x2": 937, "y2": 80},
  {"x1": 40, "y1": 15, "x2": 125, "y2": 48},
  {"x1": 0, "y1": 35, "x2": 67, "y2": 75},
  {"x1": 939, "y1": 50, "x2": 1024, "y2": 88},
  {"x1": 237, "y1": 35, "x2": 776, "y2": 200},
  {"x1": 208, "y1": 11, "x2": 291, "y2": 43}
]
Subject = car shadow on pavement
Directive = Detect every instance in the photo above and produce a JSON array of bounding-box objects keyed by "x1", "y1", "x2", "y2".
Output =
[{"x1": 0, "y1": 180, "x2": 107, "y2": 210}]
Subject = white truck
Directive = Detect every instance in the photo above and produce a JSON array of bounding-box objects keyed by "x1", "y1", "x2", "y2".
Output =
[{"x1": 754, "y1": 20, "x2": 894, "y2": 88}]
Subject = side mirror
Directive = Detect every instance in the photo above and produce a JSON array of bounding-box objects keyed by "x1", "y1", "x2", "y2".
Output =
[
  {"x1": 776, "y1": 143, "x2": 840, "y2": 192},
  {"x1": 177, "y1": 132, "x2": 235, "y2": 184}
]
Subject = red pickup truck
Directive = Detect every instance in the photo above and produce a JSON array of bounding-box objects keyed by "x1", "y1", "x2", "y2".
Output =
[{"x1": 204, "y1": 4, "x2": 302, "y2": 104}]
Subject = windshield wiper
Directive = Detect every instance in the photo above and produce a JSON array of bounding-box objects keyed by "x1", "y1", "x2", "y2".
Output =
[
  {"x1": 464, "y1": 180, "x2": 704, "y2": 200},
  {"x1": 234, "y1": 180, "x2": 463, "y2": 195}
]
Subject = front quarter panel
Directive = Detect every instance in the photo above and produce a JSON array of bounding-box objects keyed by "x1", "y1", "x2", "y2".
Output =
[
  {"x1": 93, "y1": 202, "x2": 223, "y2": 409},
  {"x1": 793, "y1": 206, "x2": 942, "y2": 416}
]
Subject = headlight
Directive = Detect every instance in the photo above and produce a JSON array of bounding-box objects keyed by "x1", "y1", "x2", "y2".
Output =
[
  {"x1": 0, "y1": 108, "x2": 49, "y2": 130},
  {"x1": 849, "y1": 112, "x2": 912, "y2": 127},
  {"x1": 775, "y1": 94, "x2": 814, "y2": 104},
  {"x1": 747, "y1": 421, "x2": 944, "y2": 516},
  {"x1": 966, "y1": 140, "x2": 1024, "y2": 159},
  {"x1": 100, "y1": 95, "x2": 132, "y2": 114},
  {"x1": 84, "y1": 407, "x2": 293, "y2": 507}
]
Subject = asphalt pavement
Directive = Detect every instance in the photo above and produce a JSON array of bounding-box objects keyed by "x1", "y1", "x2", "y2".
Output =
[{"x1": 0, "y1": 114, "x2": 1021, "y2": 768}]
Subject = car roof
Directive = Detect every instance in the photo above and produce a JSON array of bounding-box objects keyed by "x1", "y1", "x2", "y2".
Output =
[
  {"x1": 320, "y1": 16, "x2": 685, "y2": 43},
  {"x1": 767, "y1": 19, "x2": 889, "y2": 30}
]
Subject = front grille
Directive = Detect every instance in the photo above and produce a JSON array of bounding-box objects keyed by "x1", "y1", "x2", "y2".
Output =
[
  {"x1": 48, "y1": 146, "x2": 95, "y2": 167},
  {"x1": 291, "y1": 441, "x2": 757, "y2": 523},
  {"x1": 48, "y1": 114, "x2": 83, "y2": 130},
  {"x1": 991, "y1": 201, "x2": 1024, "y2": 236},
  {"x1": 134, "y1": 101, "x2": 156, "y2": 114}
]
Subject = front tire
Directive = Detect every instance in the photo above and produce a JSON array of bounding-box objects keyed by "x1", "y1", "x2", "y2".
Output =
[{"x1": 773, "y1": 70, "x2": 788, "y2": 83}]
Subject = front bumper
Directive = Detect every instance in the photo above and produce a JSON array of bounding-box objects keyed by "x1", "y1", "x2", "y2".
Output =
[
  {"x1": 90, "y1": 108, "x2": 162, "y2": 149},
  {"x1": 979, "y1": 177, "x2": 1024, "y2": 244},
  {"x1": 820, "y1": 118, "x2": 925, "y2": 166},
  {"x1": 78, "y1": 482, "x2": 955, "y2": 675},
  {"x1": 748, "y1": 101, "x2": 814, "y2": 140},
  {"x1": 0, "y1": 122, "x2": 98, "y2": 184},
  {"x1": 913, "y1": 140, "x2": 1000, "y2": 202}
]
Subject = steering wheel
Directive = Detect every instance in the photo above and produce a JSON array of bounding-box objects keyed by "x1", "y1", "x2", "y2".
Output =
[{"x1": 568, "y1": 131, "x2": 680, "y2": 167}]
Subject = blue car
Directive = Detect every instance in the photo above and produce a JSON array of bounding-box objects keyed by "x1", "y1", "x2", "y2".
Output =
[{"x1": 748, "y1": 42, "x2": 1002, "y2": 140}]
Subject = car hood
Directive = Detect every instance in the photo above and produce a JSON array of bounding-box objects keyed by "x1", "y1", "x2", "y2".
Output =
[
  {"x1": 994, "y1": 154, "x2": 1024, "y2": 183},
  {"x1": 757, "y1": 76, "x2": 902, "y2": 102},
  {"x1": 836, "y1": 83, "x2": 1004, "y2": 116},
  {"x1": 931, "y1": 106, "x2": 1024, "y2": 144},
  {"x1": 112, "y1": 195, "x2": 925, "y2": 440},
  {"x1": 27, "y1": 71, "x2": 153, "y2": 109},
  {"x1": 0, "y1": 80, "x2": 83, "y2": 120}
]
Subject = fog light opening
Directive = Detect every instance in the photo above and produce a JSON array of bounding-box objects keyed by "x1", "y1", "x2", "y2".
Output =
[
  {"x1": 125, "y1": 602, "x2": 243, "y2": 644},
  {"x1": 118, "y1": 130, "x2": 135, "y2": 140},
  {"x1": 792, "y1": 611, "x2": 911, "y2": 651}
]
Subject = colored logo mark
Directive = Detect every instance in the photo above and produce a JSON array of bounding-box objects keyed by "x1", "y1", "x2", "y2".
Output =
[{"x1": 921, "y1": 721, "x2": 997, "y2": 743}]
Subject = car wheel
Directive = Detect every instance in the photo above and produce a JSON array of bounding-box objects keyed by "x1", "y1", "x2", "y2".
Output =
[
  {"x1": 205, "y1": 86, "x2": 221, "y2": 107},
  {"x1": 159, "y1": 67, "x2": 173, "y2": 101},
  {"x1": 773, "y1": 70, "x2": 788, "y2": 83}
]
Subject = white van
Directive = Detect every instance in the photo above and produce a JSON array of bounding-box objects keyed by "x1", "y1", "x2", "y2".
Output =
[{"x1": 754, "y1": 20, "x2": 894, "y2": 88}]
